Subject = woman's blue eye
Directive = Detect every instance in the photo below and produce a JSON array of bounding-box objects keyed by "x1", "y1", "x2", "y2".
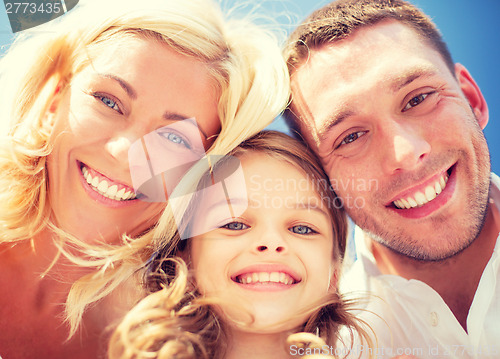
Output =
[
  {"x1": 162, "y1": 132, "x2": 191, "y2": 149},
  {"x1": 290, "y1": 225, "x2": 316, "y2": 235},
  {"x1": 222, "y1": 222, "x2": 249, "y2": 230},
  {"x1": 94, "y1": 94, "x2": 121, "y2": 113}
]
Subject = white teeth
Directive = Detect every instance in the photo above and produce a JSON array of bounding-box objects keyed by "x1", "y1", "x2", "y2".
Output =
[
  {"x1": 393, "y1": 173, "x2": 449, "y2": 209},
  {"x1": 97, "y1": 180, "x2": 109, "y2": 193},
  {"x1": 407, "y1": 197, "x2": 418, "y2": 207},
  {"x1": 259, "y1": 272, "x2": 270, "y2": 282},
  {"x1": 116, "y1": 188, "x2": 126, "y2": 198},
  {"x1": 414, "y1": 191, "x2": 426, "y2": 206},
  {"x1": 81, "y1": 165, "x2": 136, "y2": 201},
  {"x1": 269, "y1": 272, "x2": 280, "y2": 282},
  {"x1": 401, "y1": 198, "x2": 411, "y2": 209},
  {"x1": 424, "y1": 185, "x2": 437, "y2": 202},
  {"x1": 107, "y1": 185, "x2": 118, "y2": 197},
  {"x1": 435, "y1": 182, "x2": 442, "y2": 195},
  {"x1": 237, "y1": 272, "x2": 295, "y2": 285},
  {"x1": 252, "y1": 272, "x2": 259, "y2": 283},
  {"x1": 279, "y1": 272, "x2": 286, "y2": 283}
]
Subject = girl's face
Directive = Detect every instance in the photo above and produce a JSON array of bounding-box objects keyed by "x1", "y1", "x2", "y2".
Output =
[
  {"x1": 47, "y1": 36, "x2": 220, "y2": 243},
  {"x1": 189, "y1": 153, "x2": 337, "y2": 333}
]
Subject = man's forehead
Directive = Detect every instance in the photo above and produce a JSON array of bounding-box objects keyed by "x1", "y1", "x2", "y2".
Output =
[{"x1": 290, "y1": 20, "x2": 442, "y2": 138}]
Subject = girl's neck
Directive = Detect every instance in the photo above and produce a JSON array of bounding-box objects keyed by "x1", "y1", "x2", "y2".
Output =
[{"x1": 225, "y1": 330, "x2": 291, "y2": 359}]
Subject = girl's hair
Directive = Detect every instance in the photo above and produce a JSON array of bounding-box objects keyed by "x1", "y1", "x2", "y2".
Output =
[
  {"x1": 0, "y1": 0, "x2": 289, "y2": 335},
  {"x1": 109, "y1": 131, "x2": 373, "y2": 358}
]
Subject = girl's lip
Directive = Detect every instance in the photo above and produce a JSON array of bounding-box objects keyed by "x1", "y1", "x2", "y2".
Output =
[{"x1": 231, "y1": 263, "x2": 302, "y2": 283}]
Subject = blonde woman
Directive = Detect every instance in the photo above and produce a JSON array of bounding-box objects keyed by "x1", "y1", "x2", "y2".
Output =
[
  {"x1": 0, "y1": 0, "x2": 289, "y2": 357},
  {"x1": 109, "y1": 131, "x2": 374, "y2": 359}
]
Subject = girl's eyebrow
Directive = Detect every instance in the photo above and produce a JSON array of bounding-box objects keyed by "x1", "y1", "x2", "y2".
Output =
[{"x1": 290, "y1": 201, "x2": 331, "y2": 219}]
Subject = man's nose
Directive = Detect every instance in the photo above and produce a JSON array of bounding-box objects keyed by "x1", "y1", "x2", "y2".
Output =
[{"x1": 381, "y1": 122, "x2": 430, "y2": 174}]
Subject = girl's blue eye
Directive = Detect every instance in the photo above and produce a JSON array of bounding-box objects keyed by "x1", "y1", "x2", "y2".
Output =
[
  {"x1": 290, "y1": 225, "x2": 316, "y2": 235},
  {"x1": 222, "y1": 222, "x2": 249, "y2": 230}
]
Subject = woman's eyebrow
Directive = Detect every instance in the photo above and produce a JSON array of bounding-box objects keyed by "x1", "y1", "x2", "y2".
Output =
[
  {"x1": 97, "y1": 74, "x2": 209, "y2": 139},
  {"x1": 99, "y1": 73, "x2": 137, "y2": 100}
]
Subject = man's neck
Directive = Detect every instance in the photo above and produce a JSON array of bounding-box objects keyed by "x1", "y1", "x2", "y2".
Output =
[{"x1": 371, "y1": 201, "x2": 500, "y2": 332}]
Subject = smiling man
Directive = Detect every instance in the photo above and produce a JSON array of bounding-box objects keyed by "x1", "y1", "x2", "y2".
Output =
[{"x1": 284, "y1": 0, "x2": 500, "y2": 357}]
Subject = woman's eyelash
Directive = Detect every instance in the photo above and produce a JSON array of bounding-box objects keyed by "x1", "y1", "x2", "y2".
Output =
[
  {"x1": 159, "y1": 132, "x2": 192, "y2": 149},
  {"x1": 92, "y1": 93, "x2": 122, "y2": 114}
]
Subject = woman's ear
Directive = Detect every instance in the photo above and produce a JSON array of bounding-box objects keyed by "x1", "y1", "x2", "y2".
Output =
[
  {"x1": 48, "y1": 82, "x2": 64, "y2": 114},
  {"x1": 455, "y1": 63, "x2": 489, "y2": 129}
]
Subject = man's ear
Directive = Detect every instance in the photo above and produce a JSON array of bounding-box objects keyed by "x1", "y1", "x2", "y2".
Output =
[{"x1": 455, "y1": 63, "x2": 489, "y2": 129}]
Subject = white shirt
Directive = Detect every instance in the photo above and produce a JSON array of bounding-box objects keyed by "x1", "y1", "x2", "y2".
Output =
[{"x1": 339, "y1": 174, "x2": 500, "y2": 359}]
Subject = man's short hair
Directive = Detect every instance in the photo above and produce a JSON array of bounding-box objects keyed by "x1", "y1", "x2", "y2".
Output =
[{"x1": 284, "y1": 0, "x2": 454, "y2": 133}]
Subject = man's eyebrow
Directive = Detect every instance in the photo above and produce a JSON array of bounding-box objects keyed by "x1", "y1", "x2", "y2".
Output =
[
  {"x1": 317, "y1": 109, "x2": 355, "y2": 140},
  {"x1": 317, "y1": 67, "x2": 439, "y2": 140},
  {"x1": 389, "y1": 66, "x2": 439, "y2": 93}
]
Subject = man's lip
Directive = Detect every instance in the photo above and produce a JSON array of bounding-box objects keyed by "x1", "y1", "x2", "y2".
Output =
[
  {"x1": 385, "y1": 164, "x2": 455, "y2": 206},
  {"x1": 231, "y1": 263, "x2": 302, "y2": 283},
  {"x1": 387, "y1": 165, "x2": 457, "y2": 219}
]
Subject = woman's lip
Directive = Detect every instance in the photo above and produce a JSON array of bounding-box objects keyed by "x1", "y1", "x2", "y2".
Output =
[
  {"x1": 78, "y1": 160, "x2": 134, "y2": 190},
  {"x1": 78, "y1": 161, "x2": 139, "y2": 207},
  {"x1": 231, "y1": 263, "x2": 302, "y2": 283}
]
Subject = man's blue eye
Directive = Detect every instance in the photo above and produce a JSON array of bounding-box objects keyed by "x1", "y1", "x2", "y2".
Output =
[
  {"x1": 403, "y1": 93, "x2": 430, "y2": 111},
  {"x1": 290, "y1": 225, "x2": 316, "y2": 235},
  {"x1": 340, "y1": 131, "x2": 366, "y2": 146},
  {"x1": 222, "y1": 222, "x2": 248, "y2": 230}
]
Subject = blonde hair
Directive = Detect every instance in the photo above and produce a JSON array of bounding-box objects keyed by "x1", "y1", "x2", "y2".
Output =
[
  {"x1": 0, "y1": 0, "x2": 289, "y2": 335},
  {"x1": 109, "y1": 131, "x2": 373, "y2": 358}
]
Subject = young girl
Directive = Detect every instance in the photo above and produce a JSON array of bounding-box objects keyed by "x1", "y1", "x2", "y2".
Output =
[{"x1": 109, "y1": 131, "x2": 373, "y2": 358}]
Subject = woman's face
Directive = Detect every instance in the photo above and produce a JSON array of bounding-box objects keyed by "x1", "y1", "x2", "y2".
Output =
[
  {"x1": 189, "y1": 153, "x2": 337, "y2": 333},
  {"x1": 47, "y1": 36, "x2": 220, "y2": 243}
]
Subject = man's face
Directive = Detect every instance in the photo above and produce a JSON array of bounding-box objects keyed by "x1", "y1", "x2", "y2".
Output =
[{"x1": 290, "y1": 20, "x2": 491, "y2": 260}]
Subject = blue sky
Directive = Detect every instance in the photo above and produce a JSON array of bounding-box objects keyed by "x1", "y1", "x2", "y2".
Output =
[{"x1": 1, "y1": 0, "x2": 498, "y2": 172}]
